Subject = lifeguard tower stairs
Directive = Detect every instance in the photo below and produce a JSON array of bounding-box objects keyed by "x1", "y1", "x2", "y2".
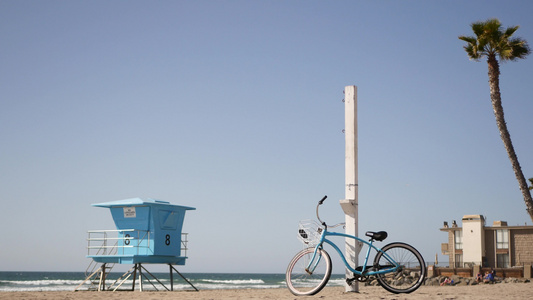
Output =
[{"x1": 75, "y1": 198, "x2": 197, "y2": 292}]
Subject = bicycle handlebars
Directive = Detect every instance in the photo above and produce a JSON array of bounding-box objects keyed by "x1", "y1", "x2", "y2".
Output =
[
  {"x1": 316, "y1": 195, "x2": 327, "y2": 225},
  {"x1": 316, "y1": 195, "x2": 346, "y2": 229}
]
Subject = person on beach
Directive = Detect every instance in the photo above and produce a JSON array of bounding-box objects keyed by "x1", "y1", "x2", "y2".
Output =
[
  {"x1": 440, "y1": 277, "x2": 453, "y2": 286},
  {"x1": 483, "y1": 271, "x2": 494, "y2": 283},
  {"x1": 476, "y1": 272, "x2": 483, "y2": 283}
]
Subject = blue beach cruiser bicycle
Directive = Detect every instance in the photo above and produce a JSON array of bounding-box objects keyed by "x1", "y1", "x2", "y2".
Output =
[{"x1": 285, "y1": 196, "x2": 426, "y2": 296}]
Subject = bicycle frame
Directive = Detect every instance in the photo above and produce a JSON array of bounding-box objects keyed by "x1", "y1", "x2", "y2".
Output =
[{"x1": 307, "y1": 229, "x2": 399, "y2": 277}]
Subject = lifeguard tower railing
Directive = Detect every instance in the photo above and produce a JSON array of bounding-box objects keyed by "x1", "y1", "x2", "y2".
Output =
[{"x1": 87, "y1": 229, "x2": 189, "y2": 258}]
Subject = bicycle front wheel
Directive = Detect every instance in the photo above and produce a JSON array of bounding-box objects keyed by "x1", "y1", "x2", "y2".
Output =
[
  {"x1": 374, "y1": 242, "x2": 426, "y2": 294},
  {"x1": 285, "y1": 247, "x2": 332, "y2": 296}
]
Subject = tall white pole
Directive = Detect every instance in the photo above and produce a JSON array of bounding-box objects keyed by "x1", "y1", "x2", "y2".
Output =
[{"x1": 340, "y1": 85, "x2": 359, "y2": 292}]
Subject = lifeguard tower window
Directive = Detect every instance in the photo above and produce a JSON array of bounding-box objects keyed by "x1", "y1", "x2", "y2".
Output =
[{"x1": 159, "y1": 210, "x2": 180, "y2": 230}]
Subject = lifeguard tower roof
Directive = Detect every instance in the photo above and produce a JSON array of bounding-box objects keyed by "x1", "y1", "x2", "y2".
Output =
[
  {"x1": 87, "y1": 198, "x2": 195, "y2": 265},
  {"x1": 92, "y1": 198, "x2": 195, "y2": 210}
]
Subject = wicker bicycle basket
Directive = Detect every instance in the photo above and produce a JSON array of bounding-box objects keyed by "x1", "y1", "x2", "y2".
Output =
[{"x1": 297, "y1": 220, "x2": 323, "y2": 246}]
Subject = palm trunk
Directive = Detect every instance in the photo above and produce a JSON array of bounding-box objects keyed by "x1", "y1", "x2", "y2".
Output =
[{"x1": 487, "y1": 55, "x2": 533, "y2": 222}]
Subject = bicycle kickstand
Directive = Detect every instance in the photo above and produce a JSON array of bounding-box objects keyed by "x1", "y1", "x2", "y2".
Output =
[{"x1": 346, "y1": 277, "x2": 357, "y2": 286}]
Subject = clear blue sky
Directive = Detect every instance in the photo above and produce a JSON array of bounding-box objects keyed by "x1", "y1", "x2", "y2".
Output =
[{"x1": 1, "y1": 0, "x2": 532, "y2": 273}]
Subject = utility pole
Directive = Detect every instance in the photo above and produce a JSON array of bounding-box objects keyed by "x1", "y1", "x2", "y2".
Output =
[{"x1": 340, "y1": 85, "x2": 359, "y2": 292}]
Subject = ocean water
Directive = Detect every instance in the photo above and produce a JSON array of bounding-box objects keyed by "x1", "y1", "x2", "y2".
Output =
[{"x1": 0, "y1": 271, "x2": 345, "y2": 292}]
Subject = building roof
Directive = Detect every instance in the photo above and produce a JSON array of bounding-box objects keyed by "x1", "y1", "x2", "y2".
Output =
[{"x1": 462, "y1": 214, "x2": 484, "y2": 221}]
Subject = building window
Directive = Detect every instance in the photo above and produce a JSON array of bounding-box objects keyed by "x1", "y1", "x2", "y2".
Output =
[
  {"x1": 455, "y1": 231, "x2": 463, "y2": 250},
  {"x1": 497, "y1": 253, "x2": 509, "y2": 268},
  {"x1": 455, "y1": 254, "x2": 463, "y2": 268},
  {"x1": 496, "y1": 230, "x2": 509, "y2": 249}
]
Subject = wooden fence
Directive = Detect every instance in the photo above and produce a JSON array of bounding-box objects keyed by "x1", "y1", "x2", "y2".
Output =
[{"x1": 427, "y1": 265, "x2": 530, "y2": 278}]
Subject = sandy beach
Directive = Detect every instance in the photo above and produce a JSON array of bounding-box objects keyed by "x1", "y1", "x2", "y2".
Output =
[{"x1": 2, "y1": 284, "x2": 532, "y2": 300}]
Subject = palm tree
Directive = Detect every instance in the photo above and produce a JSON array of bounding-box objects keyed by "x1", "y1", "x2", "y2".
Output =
[
  {"x1": 529, "y1": 178, "x2": 533, "y2": 191},
  {"x1": 459, "y1": 18, "x2": 533, "y2": 222}
]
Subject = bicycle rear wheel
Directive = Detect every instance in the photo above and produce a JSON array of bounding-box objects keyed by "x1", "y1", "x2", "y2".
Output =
[
  {"x1": 285, "y1": 247, "x2": 332, "y2": 296},
  {"x1": 374, "y1": 242, "x2": 426, "y2": 294}
]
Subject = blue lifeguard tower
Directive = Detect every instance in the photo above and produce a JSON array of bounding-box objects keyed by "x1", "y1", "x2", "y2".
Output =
[{"x1": 76, "y1": 198, "x2": 197, "y2": 292}]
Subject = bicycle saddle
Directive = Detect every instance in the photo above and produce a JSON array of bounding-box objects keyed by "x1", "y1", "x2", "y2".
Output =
[{"x1": 365, "y1": 231, "x2": 388, "y2": 241}]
